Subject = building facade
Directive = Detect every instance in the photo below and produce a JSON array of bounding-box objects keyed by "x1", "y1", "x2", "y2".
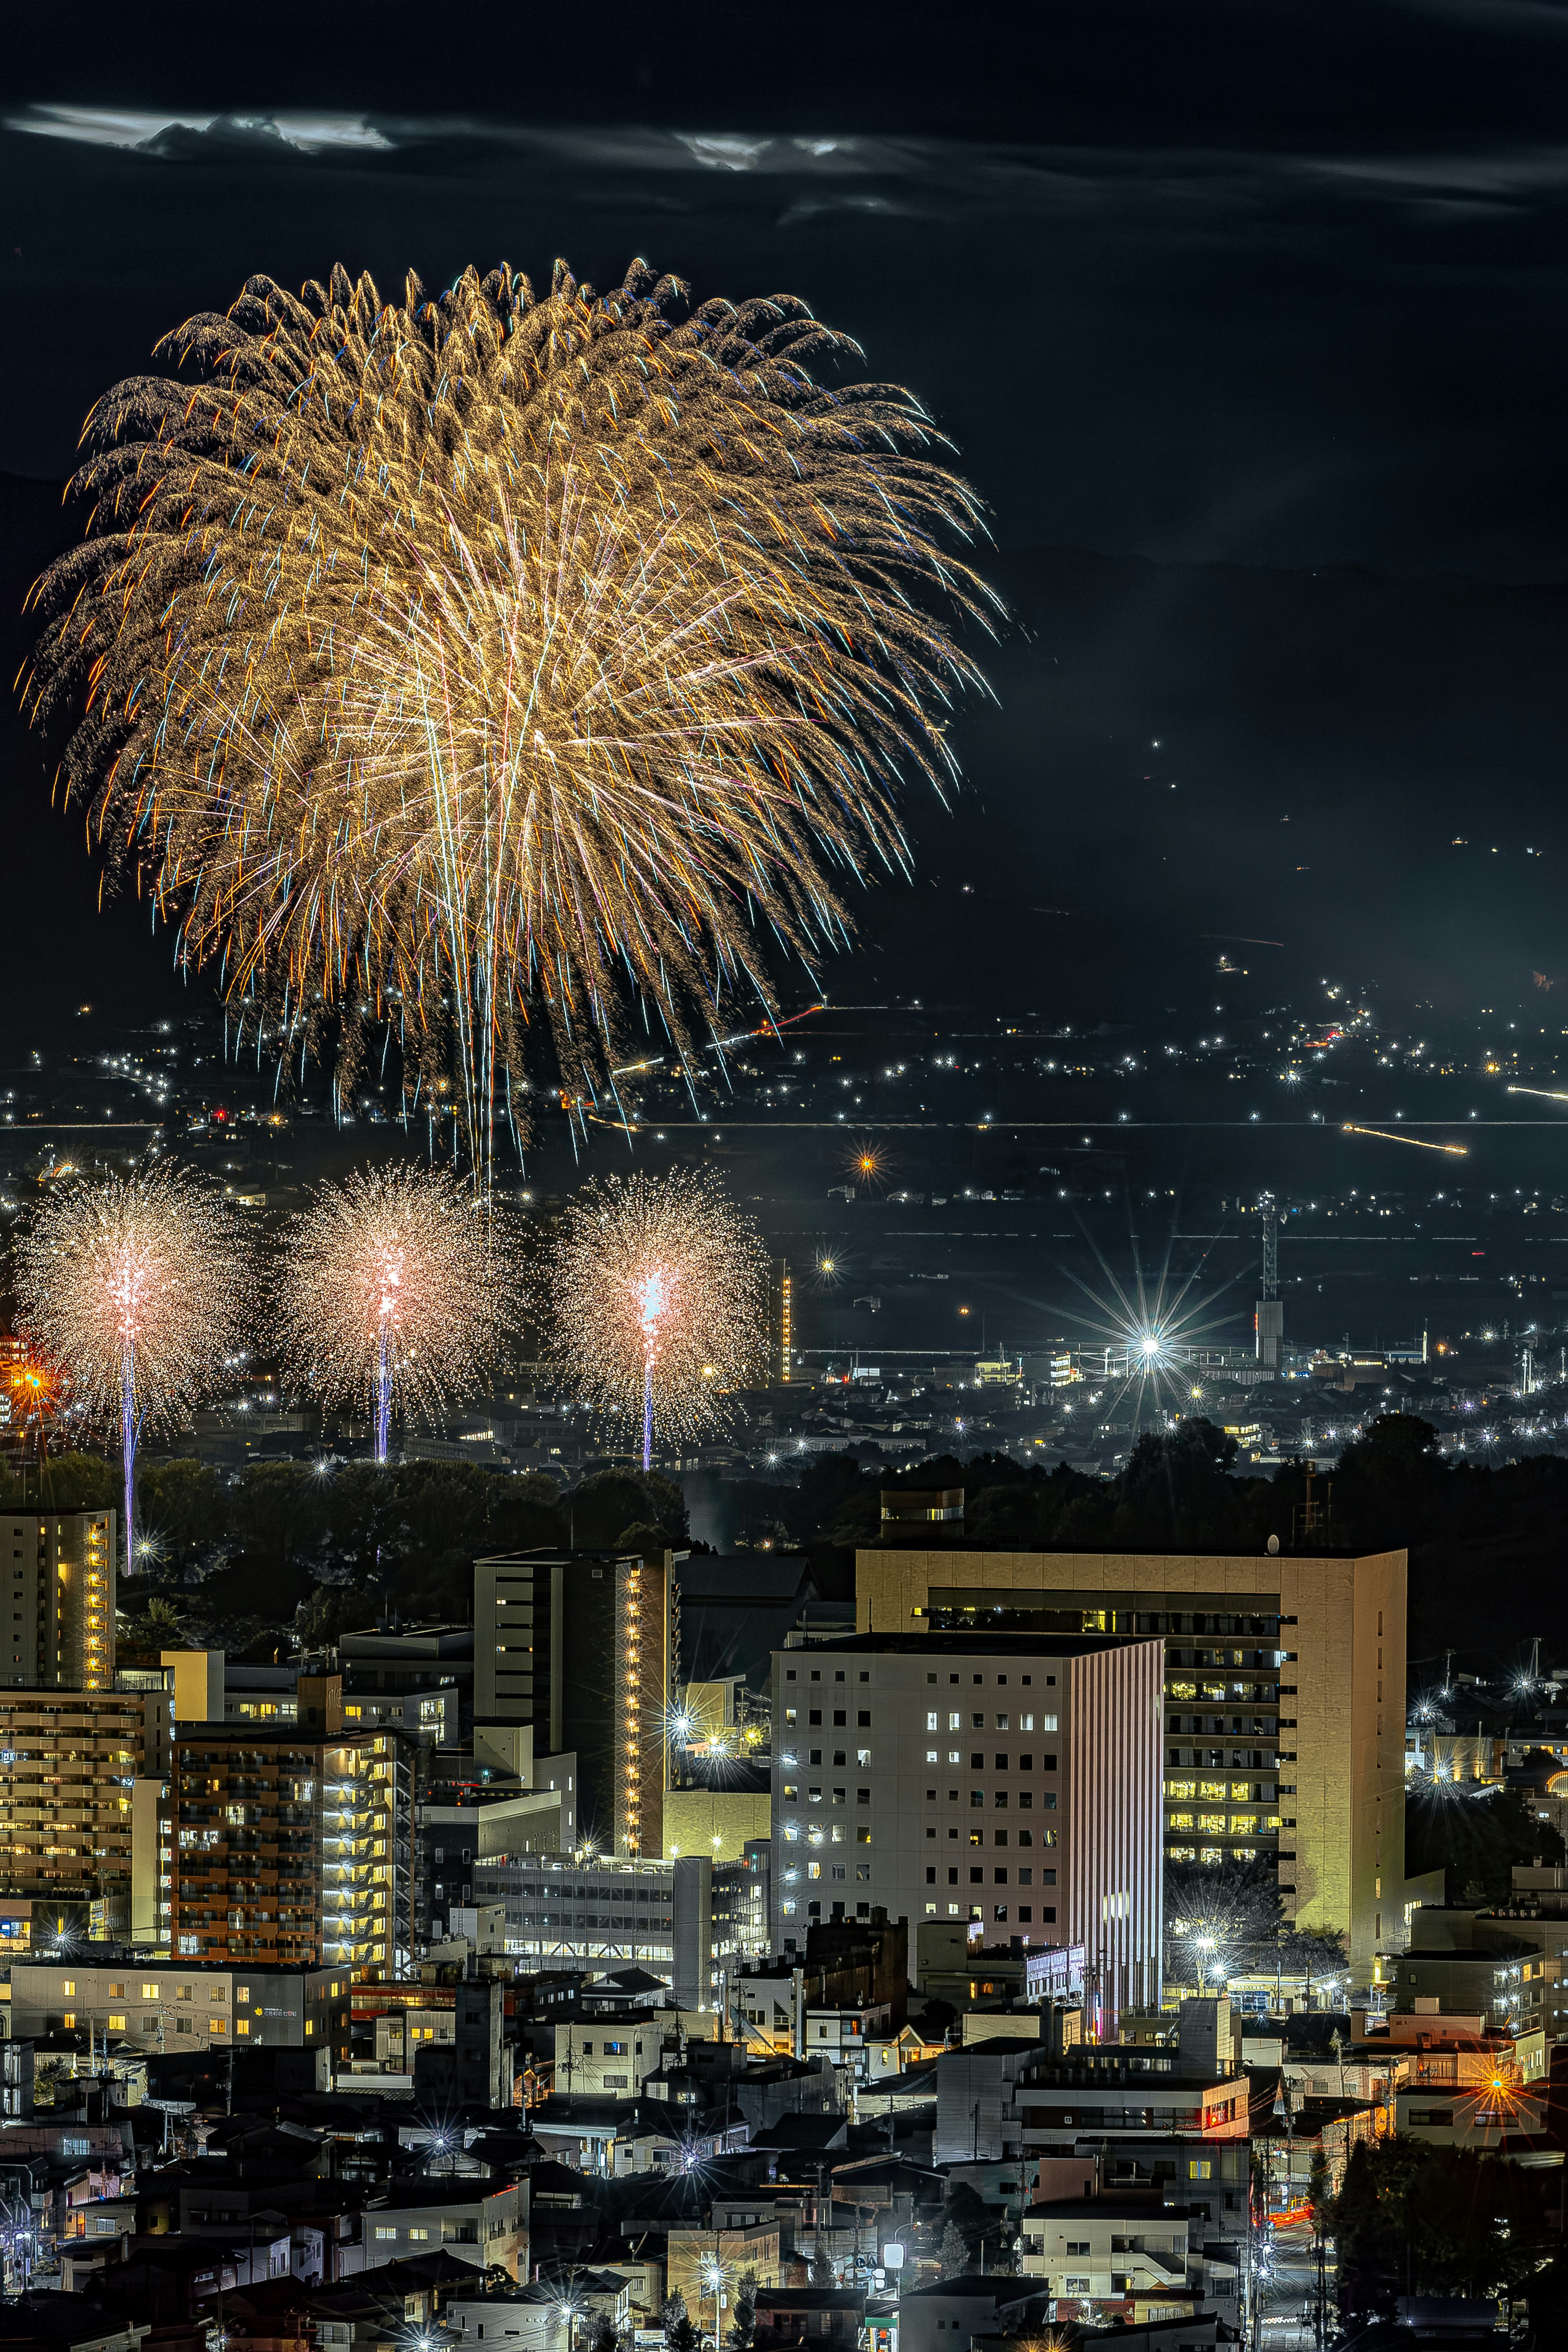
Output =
[
  {"x1": 473, "y1": 1548, "x2": 676, "y2": 1858},
  {"x1": 6, "y1": 1958, "x2": 350, "y2": 2059},
  {"x1": 478, "y1": 1844, "x2": 770, "y2": 2003},
  {"x1": 770, "y1": 1633, "x2": 1164, "y2": 2018},
  {"x1": 855, "y1": 1546, "x2": 1406, "y2": 1987},
  {"x1": 0, "y1": 1509, "x2": 116, "y2": 1691},
  {"x1": 0, "y1": 1688, "x2": 169, "y2": 1928},
  {"x1": 171, "y1": 1680, "x2": 414, "y2": 1971}
]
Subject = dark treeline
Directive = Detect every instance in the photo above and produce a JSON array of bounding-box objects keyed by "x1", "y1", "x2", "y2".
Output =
[
  {"x1": 744, "y1": 1414, "x2": 1568, "y2": 1670},
  {"x1": 28, "y1": 1410, "x2": 1568, "y2": 1669},
  {"x1": 15, "y1": 1456, "x2": 687, "y2": 1658}
]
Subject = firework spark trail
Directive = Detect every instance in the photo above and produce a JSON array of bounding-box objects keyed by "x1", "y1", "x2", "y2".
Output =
[
  {"x1": 13, "y1": 1168, "x2": 254, "y2": 1568},
  {"x1": 1342, "y1": 1124, "x2": 1469, "y2": 1155},
  {"x1": 24, "y1": 261, "x2": 995, "y2": 1179},
  {"x1": 274, "y1": 1164, "x2": 526, "y2": 1463},
  {"x1": 542, "y1": 1169, "x2": 768, "y2": 1463}
]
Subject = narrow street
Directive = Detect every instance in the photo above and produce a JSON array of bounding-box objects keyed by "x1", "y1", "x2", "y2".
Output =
[{"x1": 1258, "y1": 2219, "x2": 1332, "y2": 2349}]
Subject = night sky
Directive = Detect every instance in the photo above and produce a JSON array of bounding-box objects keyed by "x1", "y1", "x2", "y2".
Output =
[{"x1": 2, "y1": 1, "x2": 1566, "y2": 1054}]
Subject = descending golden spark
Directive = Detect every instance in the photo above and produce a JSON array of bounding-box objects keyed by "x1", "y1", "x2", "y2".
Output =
[
  {"x1": 24, "y1": 260, "x2": 994, "y2": 1176},
  {"x1": 1342, "y1": 1124, "x2": 1468, "y2": 1155}
]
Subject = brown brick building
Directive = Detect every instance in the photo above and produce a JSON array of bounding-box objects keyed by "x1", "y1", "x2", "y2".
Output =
[{"x1": 172, "y1": 1675, "x2": 415, "y2": 1971}]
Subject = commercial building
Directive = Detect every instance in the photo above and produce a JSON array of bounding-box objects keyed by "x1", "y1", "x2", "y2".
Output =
[
  {"x1": 770, "y1": 1633, "x2": 1164, "y2": 2018},
  {"x1": 171, "y1": 1676, "x2": 415, "y2": 1971},
  {"x1": 478, "y1": 1844, "x2": 770, "y2": 2005},
  {"x1": 0, "y1": 1688, "x2": 170, "y2": 1933},
  {"x1": 856, "y1": 1544, "x2": 1406, "y2": 1988},
  {"x1": 473, "y1": 1548, "x2": 676, "y2": 1858},
  {"x1": 5, "y1": 1958, "x2": 350, "y2": 2060},
  {"x1": 0, "y1": 1509, "x2": 116, "y2": 1691}
]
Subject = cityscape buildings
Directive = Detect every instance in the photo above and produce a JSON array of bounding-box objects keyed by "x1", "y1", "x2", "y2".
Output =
[{"x1": 857, "y1": 1544, "x2": 1406, "y2": 1988}]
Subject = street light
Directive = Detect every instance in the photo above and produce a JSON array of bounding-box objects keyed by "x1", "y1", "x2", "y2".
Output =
[{"x1": 699, "y1": 2253, "x2": 731, "y2": 2350}]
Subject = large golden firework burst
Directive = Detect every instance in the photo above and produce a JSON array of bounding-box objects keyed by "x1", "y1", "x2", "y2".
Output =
[
  {"x1": 24, "y1": 259, "x2": 994, "y2": 1174},
  {"x1": 541, "y1": 1167, "x2": 769, "y2": 1468}
]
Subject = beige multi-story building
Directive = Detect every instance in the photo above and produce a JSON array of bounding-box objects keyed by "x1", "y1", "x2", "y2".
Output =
[
  {"x1": 0, "y1": 1687, "x2": 171, "y2": 1934},
  {"x1": 0, "y1": 1509, "x2": 116, "y2": 1690},
  {"x1": 4, "y1": 1958, "x2": 349, "y2": 2058},
  {"x1": 856, "y1": 1546, "x2": 1406, "y2": 1991}
]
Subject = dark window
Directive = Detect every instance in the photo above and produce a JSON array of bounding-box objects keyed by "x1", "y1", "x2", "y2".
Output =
[
  {"x1": 993, "y1": 1791, "x2": 1009, "y2": 1809},
  {"x1": 858, "y1": 1711, "x2": 871, "y2": 1728},
  {"x1": 994, "y1": 1868, "x2": 1008, "y2": 1884},
  {"x1": 969, "y1": 1866, "x2": 983, "y2": 1884},
  {"x1": 994, "y1": 1753, "x2": 1008, "y2": 1770},
  {"x1": 1042, "y1": 1755, "x2": 1057, "y2": 1772},
  {"x1": 970, "y1": 1791, "x2": 984, "y2": 1808},
  {"x1": 926, "y1": 1867, "x2": 936, "y2": 1884},
  {"x1": 1018, "y1": 1754, "x2": 1032, "y2": 1772},
  {"x1": 1042, "y1": 1905, "x2": 1057, "y2": 1921},
  {"x1": 948, "y1": 1868, "x2": 958, "y2": 1885},
  {"x1": 833, "y1": 1711, "x2": 846, "y2": 1726},
  {"x1": 970, "y1": 1752, "x2": 984, "y2": 1770},
  {"x1": 809, "y1": 1710, "x2": 822, "y2": 1725}
]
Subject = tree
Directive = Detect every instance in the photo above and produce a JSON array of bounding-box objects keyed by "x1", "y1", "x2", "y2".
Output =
[
  {"x1": 118, "y1": 1593, "x2": 187, "y2": 1655},
  {"x1": 661, "y1": 2297, "x2": 699, "y2": 2352},
  {"x1": 728, "y1": 2271, "x2": 758, "y2": 2352},
  {"x1": 1307, "y1": 2148, "x2": 1331, "y2": 2237},
  {"x1": 584, "y1": 2315, "x2": 621, "y2": 2352},
  {"x1": 1406, "y1": 1781, "x2": 1565, "y2": 1910},
  {"x1": 940, "y1": 2221, "x2": 971, "y2": 2280},
  {"x1": 138, "y1": 1459, "x2": 227, "y2": 1567},
  {"x1": 808, "y1": 2247, "x2": 835, "y2": 2287}
]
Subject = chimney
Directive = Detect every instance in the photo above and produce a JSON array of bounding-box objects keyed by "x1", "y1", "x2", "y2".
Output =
[{"x1": 297, "y1": 1674, "x2": 343, "y2": 1735}]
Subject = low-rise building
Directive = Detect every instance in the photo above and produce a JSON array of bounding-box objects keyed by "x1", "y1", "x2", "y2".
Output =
[
  {"x1": 363, "y1": 2179, "x2": 524, "y2": 2277},
  {"x1": 5, "y1": 1958, "x2": 351, "y2": 2060}
]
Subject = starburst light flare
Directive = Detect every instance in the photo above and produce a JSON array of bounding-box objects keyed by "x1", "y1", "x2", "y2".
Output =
[
  {"x1": 543, "y1": 1168, "x2": 768, "y2": 1469},
  {"x1": 13, "y1": 1167, "x2": 254, "y2": 1570},
  {"x1": 274, "y1": 1164, "x2": 526, "y2": 1463},
  {"x1": 24, "y1": 258, "x2": 996, "y2": 1180}
]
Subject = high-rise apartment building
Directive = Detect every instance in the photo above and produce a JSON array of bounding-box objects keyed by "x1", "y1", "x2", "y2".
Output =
[
  {"x1": 770, "y1": 1632, "x2": 1165, "y2": 2018},
  {"x1": 473, "y1": 1548, "x2": 675, "y2": 1859},
  {"x1": 171, "y1": 1676, "x2": 415, "y2": 1971},
  {"x1": 856, "y1": 1544, "x2": 1406, "y2": 1988},
  {"x1": 0, "y1": 1688, "x2": 170, "y2": 1934},
  {"x1": 767, "y1": 1259, "x2": 793, "y2": 1384},
  {"x1": 0, "y1": 1509, "x2": 116, "y2": 1690}
]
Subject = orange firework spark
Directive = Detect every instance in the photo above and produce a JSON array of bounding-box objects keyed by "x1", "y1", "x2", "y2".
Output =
[
  {"x1": 844, "y1": 1136, "x2": 889, "y2": 1192},
  {"x1": 24, "y1": 262, "x2": 995, "y2": 1177}
]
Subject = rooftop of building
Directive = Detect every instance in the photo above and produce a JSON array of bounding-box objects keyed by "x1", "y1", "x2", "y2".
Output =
[
  {"x1": 862, "y1": 1541, "x2": 1376, "y2": 1562},
  {"x1": 171, "y1": 1722, "x2": 391, "y2": 1745},
  {"x1": 338, "y1": 1625, "x2": 474, "y2": 1659},
  {"x1": 782, "y1": 1631, "x2": 1154, "y2": 1658}
]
